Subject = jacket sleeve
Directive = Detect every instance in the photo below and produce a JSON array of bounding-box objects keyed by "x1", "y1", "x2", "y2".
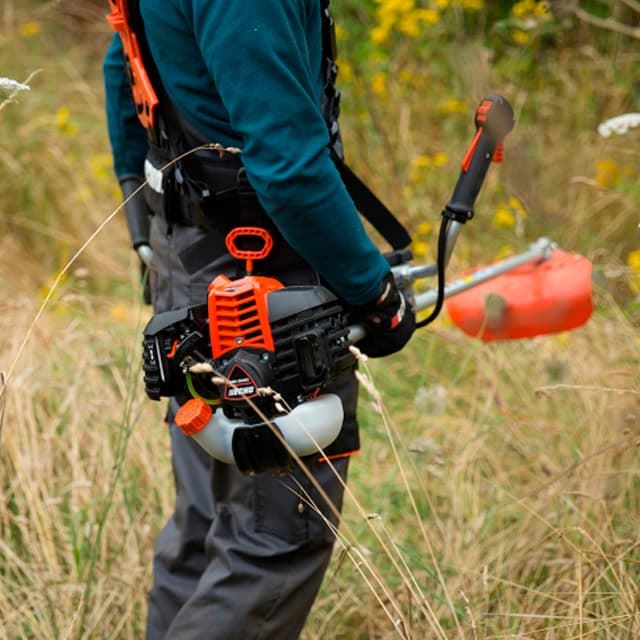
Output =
[
  {"x1": 103, "y1": 34, "x2": 149, "y2": 180},
  {"x1": 190, "y1": 0, "x2": 389, "y2": 305}
]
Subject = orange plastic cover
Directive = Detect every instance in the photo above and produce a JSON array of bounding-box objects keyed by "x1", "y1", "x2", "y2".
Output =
[
  {"x1": 208, "y1": 274, "x2": 284, "y2": 359},
  {"x1": 445, "y1": 250, "x2": 593, "y2": 341}
]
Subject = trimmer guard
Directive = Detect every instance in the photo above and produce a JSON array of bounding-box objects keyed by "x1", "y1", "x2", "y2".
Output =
[{"x1": 445, "y1": 250, "x2": 593, "y2": 341}]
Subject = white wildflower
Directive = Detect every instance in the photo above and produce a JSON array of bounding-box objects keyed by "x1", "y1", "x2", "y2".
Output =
[
  {"x1": 0, "y1": 77, "x2": 30, "y2": 93},
  {"x1": 597, "y1": 113, "x2": 640, "y2": 138}
]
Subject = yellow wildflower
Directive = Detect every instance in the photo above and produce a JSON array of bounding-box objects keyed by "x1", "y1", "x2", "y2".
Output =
[
  {"x1": 627, "y1": 251, "x2": 640, "y2": 271},
  {"x1": 412, "y1": 240, "x2": 429, "y2": 258},
  {"x1": 512, "y1": 0, "x2": 550, "y2": 21},
  {"x1": 56, "y1": 106, "x2": 70, "y2": 127},
  {"x1": 493, "y1": 197, "x2": 527, "y2": 230},
  {"x1": 432, "y1": 152, "x2": 449, "y2": 167},
  {"x1": 440, "y1": 97, "x2": 467, "y2": 114},
  {"x1": 398, "y1": 14, "x2": 421, "y2": 38},
  {"x1": 627, "y1": 250, "x2": 640, "y2": 293},
  {"x1": 512, "y1": 0, "x2": 535, "y2": 18},
  {"x1": 371, "y1": 25, "x2": 391, "y2": 45},
  {"x1": 508, "y1": 196, "x2": 527, "y2": 218},
  {"x1": 55, "y1": 106, "x2": 78, "y2": 137},
  {"x1": 417, "y1": 221, "x2": 433, "y2": 236},
  {"x1": 493, "y1": 206, "x2": 516, "y2": 229},
  {"x1": 415, "y1": 9, "x2": 440, "y2": 26},
  {"x1": 371, "y1": 0, "x2": 441, "y2": 45},
  {"x1": 19, "y1": 21, "x2": 41, "y2": 38},
  {"x1": 535, "y1": 2, "x2": 551, "y2": 18},
  {"x1": 339, "y1": 61, "x2": 353, "y2": 84},
  {"x1": 371, "y1": 71, "x2": 387, "y2": 97},
  {"x1": 595, "y1": 157, "x2": 620, "y2": 189},
  {"x1": 456, "y1": 0, "x2": 484, "y2": 10},
  {"x1": 512, "y1": 29, "x2": 531, "y2": 45}
]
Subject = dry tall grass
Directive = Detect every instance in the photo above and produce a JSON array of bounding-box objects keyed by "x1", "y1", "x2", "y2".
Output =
[
  {"x1": 1, "y1": 1, "x2": 639, "y2": 638},
  {"x1": 308, "y1": 302, "x2": 640, "y2": 638}
]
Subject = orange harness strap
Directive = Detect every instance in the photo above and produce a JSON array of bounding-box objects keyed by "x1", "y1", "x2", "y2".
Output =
[{"x1": 107, "y1": 0, "x2": 159, "y2": 130}]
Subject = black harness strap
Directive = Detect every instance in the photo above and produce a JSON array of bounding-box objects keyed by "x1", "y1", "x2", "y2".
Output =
[
  {"x1": 321, "y1": 0, "x2": 411, "y2": 250},
  {"x1": 334, "y1": 155, "x2": 412, "y2": 250},
  {"x1": 177, "y1": 232, "x2": 229, "y2": 275}
]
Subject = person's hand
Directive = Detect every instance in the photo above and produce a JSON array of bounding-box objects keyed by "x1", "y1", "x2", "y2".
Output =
[{"x1": 352, "y1": 272, "x2": 415, "y2": 358}]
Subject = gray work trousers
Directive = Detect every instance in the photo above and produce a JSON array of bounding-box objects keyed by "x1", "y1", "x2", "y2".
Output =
[{"x1": 145, "y1": 216, "x2": 357, "y2": 639}]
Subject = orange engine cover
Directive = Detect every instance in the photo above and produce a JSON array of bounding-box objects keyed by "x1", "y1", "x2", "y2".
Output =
[
  {"x1": 208, "y1": 274, "x2": 284, "y2": 359},
  {"x1": 445, "y1": 250, "x2": 593, "y2": 341}
]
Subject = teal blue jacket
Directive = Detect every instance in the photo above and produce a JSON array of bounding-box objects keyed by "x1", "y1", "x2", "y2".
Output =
[{"x1": 103, "y1": 0, "x2": 389, "y2": 305}]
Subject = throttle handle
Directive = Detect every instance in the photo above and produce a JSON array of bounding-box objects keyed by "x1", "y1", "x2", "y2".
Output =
[{"x1": 446, "y1": 95, "x2": 515, "y2": 221}]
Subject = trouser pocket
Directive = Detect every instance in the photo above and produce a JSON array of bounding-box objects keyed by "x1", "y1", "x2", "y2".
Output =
[{"x1": 253, "y1": 459, "x2": 348, "y2": 546}]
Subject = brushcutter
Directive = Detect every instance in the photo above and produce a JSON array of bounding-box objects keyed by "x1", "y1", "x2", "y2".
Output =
[{"x1": 141, "y1": 95, "x2": 593, "y2": 474}]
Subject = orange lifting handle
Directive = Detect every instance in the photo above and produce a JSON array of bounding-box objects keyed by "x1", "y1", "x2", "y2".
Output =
[{"x1": 225, "y1": 227, "x2": 274, "y2": 274}]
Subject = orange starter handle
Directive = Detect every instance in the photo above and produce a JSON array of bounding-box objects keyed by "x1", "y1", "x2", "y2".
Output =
[
  {"x1": 225, "y1": 227, "x2": 274, "y2": 274},
  {"x1": 107, "y1": 0, "x2": 159, "y2": 130}
]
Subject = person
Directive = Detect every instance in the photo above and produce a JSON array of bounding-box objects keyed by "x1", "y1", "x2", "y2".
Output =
[{"x1": 103, "y1": 1, "x2": 415, "y2": 638}]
